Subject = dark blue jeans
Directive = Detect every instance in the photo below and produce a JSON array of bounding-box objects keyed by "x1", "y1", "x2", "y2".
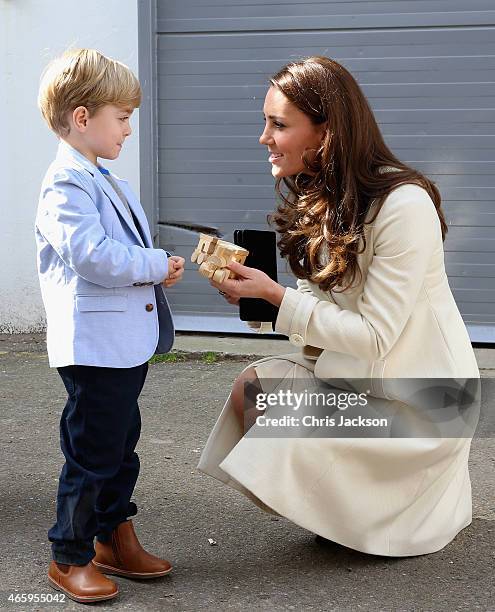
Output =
[{"x1": 48, "y1": 362, "x2": 148, "y2": 565}]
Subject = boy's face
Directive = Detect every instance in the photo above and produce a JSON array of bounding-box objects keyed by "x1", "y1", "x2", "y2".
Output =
[{"x1": 69, "y1": 104, "x2": 133, "y2": 164}]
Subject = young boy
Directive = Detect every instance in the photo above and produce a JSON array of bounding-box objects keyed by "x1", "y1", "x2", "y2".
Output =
[{"x1": 36, "y1": 48, "x2": 185, "y2": 603}]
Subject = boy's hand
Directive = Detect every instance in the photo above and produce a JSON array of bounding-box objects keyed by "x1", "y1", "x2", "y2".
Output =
[{"x1": 163, "y1": 256, "x2": 185, "y2": 288}]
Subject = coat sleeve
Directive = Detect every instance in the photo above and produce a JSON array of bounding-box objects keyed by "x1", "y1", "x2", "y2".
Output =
[
  {"x1": 36, "y1": 169, "x2": 169, "y2": 288},
  {"x1": 296, "y1": 278, "x2": 315, "y2": 294},
  {"x1": 274, "y1": 185, "x2": 442, "y2": 361}
]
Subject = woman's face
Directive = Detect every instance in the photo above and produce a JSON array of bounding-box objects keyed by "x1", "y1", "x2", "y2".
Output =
[{"x1": 259, "y1": 86, "x2": 326, "y2": 179}]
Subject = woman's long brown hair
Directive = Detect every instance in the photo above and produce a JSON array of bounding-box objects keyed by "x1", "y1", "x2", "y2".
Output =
[{"x1": 269, "y1": 56, "x2": 448, "y2": 293}]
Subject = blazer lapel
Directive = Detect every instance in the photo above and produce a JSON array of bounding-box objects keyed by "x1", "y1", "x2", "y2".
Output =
[
  {"x1": 93, "y1": 171, "x2": 146, "y2": 246},
  {"x1": 55, "y1": 141, "x2": 147, "y2": 247},
  {"x1": 111, "y1": 178, "x2": 153, "y2": 247}
]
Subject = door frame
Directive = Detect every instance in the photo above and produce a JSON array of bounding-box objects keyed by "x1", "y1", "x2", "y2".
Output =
[{"x1": 137, "y1": 0, "x2": 159, "y2": 245}]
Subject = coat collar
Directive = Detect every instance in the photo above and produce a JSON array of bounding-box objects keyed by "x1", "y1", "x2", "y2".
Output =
[
  {"x1": 56, "y1": 140, "x2": 99, "y2": 176},
  {"x1": 55, "y1": 140, "x2": 150, "y2": 247}
]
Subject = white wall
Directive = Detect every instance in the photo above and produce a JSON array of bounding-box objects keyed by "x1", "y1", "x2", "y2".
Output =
[{"x1": 0, "y1": 0, "x2": 140, "y2": 332}]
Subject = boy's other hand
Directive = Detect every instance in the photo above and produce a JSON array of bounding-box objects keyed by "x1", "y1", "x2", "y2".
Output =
[{"x1": 163, "y1": 256, "x2": 185, "y2": 288}]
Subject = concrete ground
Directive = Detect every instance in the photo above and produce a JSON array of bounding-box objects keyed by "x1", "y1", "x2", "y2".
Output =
[{"x1": 0, "y1": 333, "x2": 494, "y2": 612}]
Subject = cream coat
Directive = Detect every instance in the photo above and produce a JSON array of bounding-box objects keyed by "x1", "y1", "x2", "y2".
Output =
[{"x1": 198, "y1": 183, "x2": 480, "y2": 556}]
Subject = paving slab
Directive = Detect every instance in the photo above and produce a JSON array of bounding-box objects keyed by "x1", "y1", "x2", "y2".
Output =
[
  {"x1": 172, "y1": 333, "x2": 495, "y2": 372},
  {"x1": 2, "y1": 333, "x2": 493, "y2": 370}
]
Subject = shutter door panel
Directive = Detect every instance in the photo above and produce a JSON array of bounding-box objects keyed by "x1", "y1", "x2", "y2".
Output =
[{"x1": 154, "y1": 1, "x2": 495, "y2": 339}]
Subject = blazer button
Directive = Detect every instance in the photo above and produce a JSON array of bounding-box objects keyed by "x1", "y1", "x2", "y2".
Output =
[
  {"x1": 145, "y1": 303, "x2": 154, "y2": 312},
  {"x1": 289, "y1": 333, "x2": 305, "y2": 346}
]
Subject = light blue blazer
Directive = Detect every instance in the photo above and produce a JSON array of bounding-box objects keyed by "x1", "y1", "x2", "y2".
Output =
[{"x1": 35, "y1": 141, "x2": 174, "y2": 368}]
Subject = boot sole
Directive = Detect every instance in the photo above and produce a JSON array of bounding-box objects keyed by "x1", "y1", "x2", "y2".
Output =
[
  {"x1": 92, "y1": 560, "x2": 173, "y2": 579},
  {"x1": 48, "y1": 575, "x2": 118, "y2": 603}
]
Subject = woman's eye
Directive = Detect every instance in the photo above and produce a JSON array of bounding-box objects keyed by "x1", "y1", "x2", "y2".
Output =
[{"x1": 263, "y1": 117, "x2": 285, "y2": 129}]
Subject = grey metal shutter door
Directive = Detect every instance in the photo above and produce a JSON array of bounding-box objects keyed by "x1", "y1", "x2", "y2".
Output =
[{"x1": 155, "y1": 1, "x2": 495, "y2": 341}]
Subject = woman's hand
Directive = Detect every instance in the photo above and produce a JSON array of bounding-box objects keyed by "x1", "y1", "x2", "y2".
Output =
[
  {"x1": 220, "y1": 293, "x2": 240, "y2": 306},
  {"x1": 209, "y1": 261, "x2": 286, "y2": 306}
]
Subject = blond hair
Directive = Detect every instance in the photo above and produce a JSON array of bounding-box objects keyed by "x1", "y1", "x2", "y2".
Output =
[{"x1": 38, "y1": 48, "x2": 141, "y2": 137}]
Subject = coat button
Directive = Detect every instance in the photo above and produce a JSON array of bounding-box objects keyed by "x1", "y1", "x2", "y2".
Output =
[
  {"x1": 289, "y1": 333, "x2": 305, "y2": 346},
  {"x1": 145, "y1": 303, "x2": 154, "y2": 312}
]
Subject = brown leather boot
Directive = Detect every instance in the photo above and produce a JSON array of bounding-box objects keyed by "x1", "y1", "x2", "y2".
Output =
[
  {"x1": 48, "y1": 560, "x2": 118, "y2": 603},
  {"x1": 93, "y1": 519, "x2": 172, "y2": 579}
]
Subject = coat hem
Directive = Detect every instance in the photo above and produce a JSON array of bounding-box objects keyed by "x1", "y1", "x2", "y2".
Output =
[{"x1": 205, "y1": 454, "x2": 473, "y2": 558}]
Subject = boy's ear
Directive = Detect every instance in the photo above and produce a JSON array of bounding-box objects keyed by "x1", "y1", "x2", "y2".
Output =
[{"x1": 72, "y1": 106, "x2": 90, "y2": 132}]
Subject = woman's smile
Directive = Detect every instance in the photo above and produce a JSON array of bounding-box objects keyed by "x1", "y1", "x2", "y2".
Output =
[{"x1": 269, "y1": 152, "x2": 284, "y2": 164}]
